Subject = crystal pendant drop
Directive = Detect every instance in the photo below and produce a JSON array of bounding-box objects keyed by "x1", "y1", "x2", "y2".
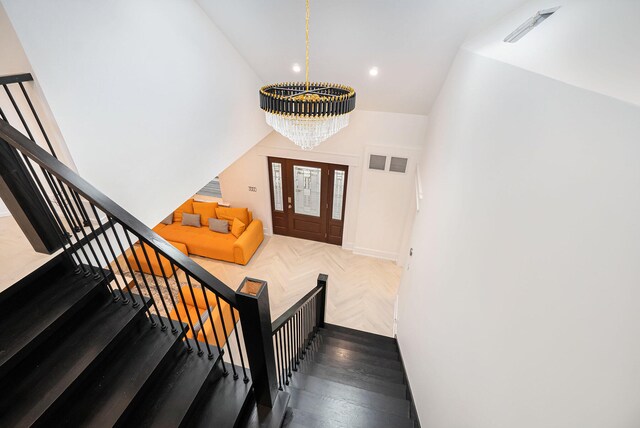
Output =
[{"x1": 265, "y1": 112, "x2": 350, "y2": 150}]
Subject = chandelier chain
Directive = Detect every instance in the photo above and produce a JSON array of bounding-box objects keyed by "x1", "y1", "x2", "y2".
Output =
[{"x1": 305, "y1": 0, "x2": 310, "y2": 91}]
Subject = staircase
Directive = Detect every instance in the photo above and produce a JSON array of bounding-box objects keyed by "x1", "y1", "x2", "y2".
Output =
[
  {"x1": 281, "y1": 324, "x2": 417, "y2": 428},
  {"x1": 0, "y1": 73, "x2": 420, "y2": 427},
  {"x1": 0, "y1": 254, "x2": 253, "y2": 427}
]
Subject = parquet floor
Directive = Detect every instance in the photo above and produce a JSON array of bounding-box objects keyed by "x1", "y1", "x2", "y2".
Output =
[
  {"x1": 1, "y1": 213, "x2": 402, "y2": 336},
  {"x1": 192, "y1": 235, "x2": 402, "y2": 337}
]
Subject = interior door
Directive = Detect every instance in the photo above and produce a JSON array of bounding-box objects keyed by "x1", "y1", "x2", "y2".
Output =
[{"x1": 268, "y1": 157, "x2": 348, "y2": 245}]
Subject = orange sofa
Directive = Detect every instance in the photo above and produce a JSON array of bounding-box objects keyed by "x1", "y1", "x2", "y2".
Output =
[
  {"x1": 125, "y1": 241, "x2": 188, "y2": 278},
  {"x1": 153, "y1": 199, "x2": 263, "y2": 265},
  {"x1": 168, "y1": 286, "x2": 238, "y2": 348}
]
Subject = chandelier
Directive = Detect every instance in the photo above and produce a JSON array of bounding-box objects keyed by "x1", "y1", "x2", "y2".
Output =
[{"x1": 259, "y1": 0, "x2": 356, "y2": 150}]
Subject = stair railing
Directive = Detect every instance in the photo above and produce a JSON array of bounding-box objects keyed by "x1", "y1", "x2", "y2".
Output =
[
  {"x1": 1, "y1": 71, "x2": 329, "y2": 412},
  {"x1": 233, "y1": 274, "x2": 328, "y2": 408},
  {"x1": 0, "y1": 117, "x2": 249, "y2": 381}
]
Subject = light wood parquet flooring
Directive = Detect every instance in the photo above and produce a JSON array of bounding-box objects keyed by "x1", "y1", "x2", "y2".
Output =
[{"x1": 192, "y1": 235, "x2": 402, "y2": 337}]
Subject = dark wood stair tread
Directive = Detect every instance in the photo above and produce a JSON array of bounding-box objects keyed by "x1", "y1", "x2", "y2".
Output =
[
  {"x1": 45, "y1": 318, "x2": 186, "y2": 427},
  {"x1": 315, "y1": 335, "x2": 400, "y2": 360},
  {"x1": 0, "y1": 265, "x2": 106, "y2": 377},
  {"x1": 287, "y1": 387, "x2": 414, "y2": 428},
  {"x1": 0, "y1": 296, "x2": 146, "y2": 427},
  {"x1": 297, "y1": 359, "x2": 407, "y2": 399},
  {"x1": 303, "y1": 350, "x2": 405, "y2": 383},
  {"x1": 287, "y1": 372, "x2": 410, "y2": 418},
  {"x1": 320, "y1": 326, "x2": 398, "y2": 352},
  {"x1": 122, "y1": 339, "x2": 222, "y2": 427},
  {"x1": 187, "y1": 364, "x2": 253, "y2": 428},
  {"x1": 313, "y1": 343, "x2": 403, "y2": 370},
  {"x1": 283, "y1": 407, "x2": 353, "y2": 428}
]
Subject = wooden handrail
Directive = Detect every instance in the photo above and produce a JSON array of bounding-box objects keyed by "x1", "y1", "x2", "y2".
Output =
[
  {"x1": 0, "y1": 73, "x2": 33, "y2": 86},
  {"x1": 271, "y1": 284, "x2": 324, "y2": 333},
  {"x1": 0, "y1": 119, "x2": 237, "y2": 305}
]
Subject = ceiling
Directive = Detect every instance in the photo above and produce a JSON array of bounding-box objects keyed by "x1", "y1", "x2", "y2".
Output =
[{"x1": 197, "y1": 0, "x2": 528, "y2": 115}]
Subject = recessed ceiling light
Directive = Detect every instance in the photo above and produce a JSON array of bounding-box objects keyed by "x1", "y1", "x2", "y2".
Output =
[
  {"x1": 292, "y1": 63, "x2": 301, "y2": 73},
  {"x1": 369, "y1": 67, "x2": 379, "y2": 77}
]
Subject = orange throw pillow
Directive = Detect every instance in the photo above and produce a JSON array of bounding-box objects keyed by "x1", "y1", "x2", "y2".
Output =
[
  {"x1": 193, "y1": 201, "x2": 218, "y2": 226},
  {"x1": 173, "y1": 199, "x2": 194, "y2": 223},
  {"x1": 231, "y1": 218, "x2": 246, "y2": 238},
  {"x1": 216, "y1": 207, "x2": 250, "y2": 226}
]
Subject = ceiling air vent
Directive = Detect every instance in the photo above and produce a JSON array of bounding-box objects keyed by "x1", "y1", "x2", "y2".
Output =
[
  {"x1": 504, "y1": 6, "x2": 560, "y2": 43},
  {"x1": 389, "y1": 157, "x2": 408, "y2": 173},
  {"x1": 369, "y1": 154, "x2": 386, "y2": 171}
]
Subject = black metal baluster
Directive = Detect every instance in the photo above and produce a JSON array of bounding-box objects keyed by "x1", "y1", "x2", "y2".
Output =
[
  {"x1": 75, "y1": 193, "x2": 128, "y2": 303},
  {"x1": 45, "y1": 170, "x2": 82, "y2": 234},
  {"x1": 3, "y1": 84, "x2": 89, "y2": 243},
  {"x1": 172, "y1": 272, "x2": 204, "y2": 355},
  {"x1": 17, "y1": 81, "x2": 57, "y2": 157},
  {"x1": 70, "y1": 188, "x2": 91, "y2": 226},
  {"x1": 184, "y1": 276, "x2": 212, "y2": 358},
  {"x1": 198, "y1": 287, "x2": 221, "y2": 361},
  {"x1": 277, "y1": 329, "x2": 286, "y2": 389},
  {"x1": 213, "y1": 295, "x2": 238, "y2": 379},
  {"x1": 123, "y1": 228, "x2": 164, "y2": 328},
  {"x1": 153, "y1": 250, "x2": 181, "y2": 334},
  {"x1": 19, "y1": 157, "x2": 80, "y2": 272},
  {"x1": 58, "y1": 182, "x2": 104, "y2": 280},
  {"x1": 291, "y1": 312, "x2": 298, "y2": 371},
  {"x1": 90, "y1": 205, "x2": 139, "y2": 307},
  {"x1": 229, "y1": 306, "x2": 249, "y2": 382},
  {"x1": 285, "y1": 321, "x2": 292, "y2": 382},
  {"x1": 107, "y1": 218, "x2": 148, "y2": 311},
  {"x1": 274, "y1": 332, "x2": 282, "y2": 390},
  {"x1": 166, "y1": 263, "x2": 191, "y2": 351},
  {"x1": 138, "y1": 240, "x2": 174, "y2": 331},
  {"x1": 301, "y1": 308, "x2": 307, "y2": 359},
  {"x1": 46, "y1": 179, "x2": 94, "y2": 276}
]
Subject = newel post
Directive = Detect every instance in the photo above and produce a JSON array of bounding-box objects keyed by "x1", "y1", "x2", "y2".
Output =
[
  {"x1": 236, "y1": 277, "x2": 278, "y2": 408},
  {"x1": 317, "y1": 273, "x2": 328, "y2": 328}
]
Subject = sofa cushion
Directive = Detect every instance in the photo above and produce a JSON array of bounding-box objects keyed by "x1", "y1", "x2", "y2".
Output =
[
  {"x1": 181, "y1": 212, "x2": 201, "y2": 228},
  {"x1": 216, "y1": 207, "x2": 250, "y2": 226},
  {"x1": 168, "y1": 303, "x2": 206, "y2": 339},
  {"x1": 197, "y1": 299, "x2": 239, "y2": 348},
  {"x1": 193, "y1": 201, "x2": 218, "y2": 226},
  {"x1": 231, "y1": 218, "x2": 246, "y2": 238},
  {"x1": 179, "y1": 285, "x2": 217, "y2": 311},
  {"x1": 209, "y1": 218, "x2": 229, "y2": 234},
  {"x1": 173, "y1": 199, "x2": 194, "y2": 223}
]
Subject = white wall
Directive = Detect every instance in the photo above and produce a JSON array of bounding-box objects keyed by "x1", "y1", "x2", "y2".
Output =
[
  {"x1": 0, "y1": 3, "x2": 76, "y2": 217},
  {"x1": 465, "y1": 0, "x2": 640, "y2": 108},
  {"x1": 397, "y1": 49, "x2": 640, "y2": 427},
  {"x1": 2, "y1": 0, "x2": 272, "y2": 226},
  {"x1": 219, "y1": 110, "x2": 427, "y2": 263}
]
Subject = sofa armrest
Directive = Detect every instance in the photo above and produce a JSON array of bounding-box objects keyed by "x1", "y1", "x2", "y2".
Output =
[{"x1": 233, "y1": 219, "x2": 264, "y2": 265}]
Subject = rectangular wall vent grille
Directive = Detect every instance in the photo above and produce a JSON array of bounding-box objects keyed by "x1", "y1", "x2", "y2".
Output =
[
  {"x1": 369, "y1": 154, "x2": 387, "y2": 171},
  {"x1": 504, "y1": 6, "x2": 560, "y2": 43},
  {"x1": 389, "y1": 157, "x2": 408, "y2": 173}
]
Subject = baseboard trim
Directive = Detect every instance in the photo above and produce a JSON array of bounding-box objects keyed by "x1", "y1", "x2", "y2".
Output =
[
  {"x1": 397, "y1": 339, "x2": 422, "y2": 428},
  {"x1": 352, "y1": 246, "x2": 397, "y2": 262}
]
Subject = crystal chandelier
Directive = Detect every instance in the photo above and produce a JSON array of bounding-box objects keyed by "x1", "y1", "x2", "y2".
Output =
[{"x1": 259, "y1": 0, "x2": 356, "y2": 150}]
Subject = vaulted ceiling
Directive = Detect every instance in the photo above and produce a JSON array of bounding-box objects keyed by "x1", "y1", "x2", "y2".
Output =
[{"x1": 198, "y1": 0, "x2": 528, "y2": 115}]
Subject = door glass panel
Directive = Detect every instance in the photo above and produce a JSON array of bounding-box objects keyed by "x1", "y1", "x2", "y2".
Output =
[
  {"x1": 293, "y1": 165, "x2": 322, "y2": 217},
  {"x1": 332, "y1": 170, "x2": 346, "y2": 220},
  {"x1": 271, "y1": 162, "x2": 284, "y2": 212}
]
